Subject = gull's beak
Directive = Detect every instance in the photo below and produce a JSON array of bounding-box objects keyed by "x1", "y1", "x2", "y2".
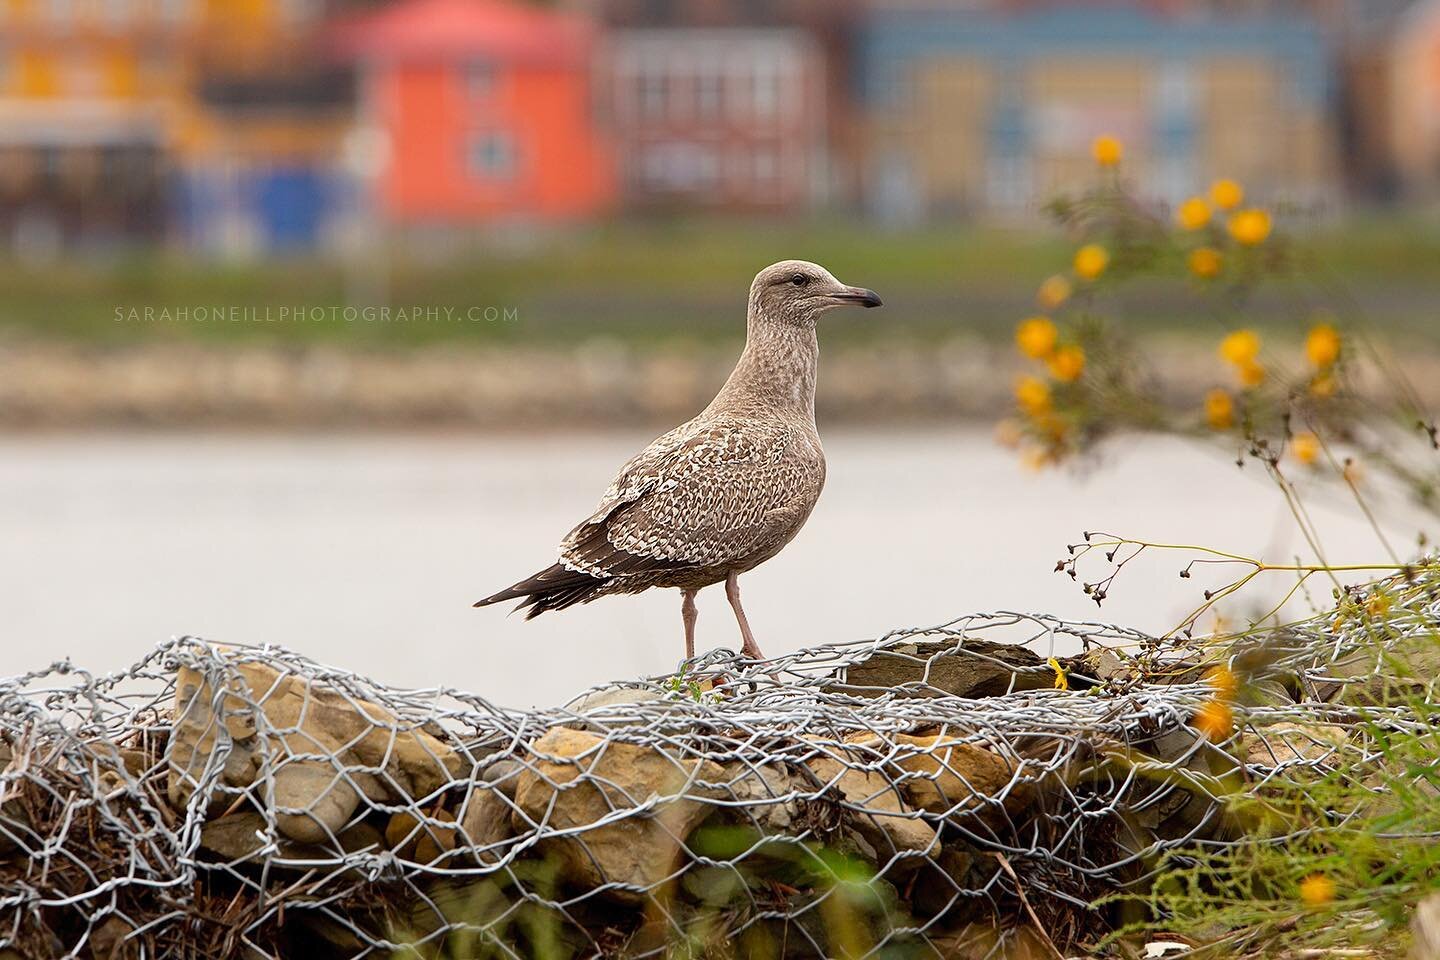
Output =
[{"x1": 831, "y1": 285, "x2": 883, "y2": 308}]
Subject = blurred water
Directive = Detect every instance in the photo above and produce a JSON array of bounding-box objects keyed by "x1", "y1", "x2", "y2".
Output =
[{"x1": 1, "y1": 429, "x2": 1425, "y2": 708}]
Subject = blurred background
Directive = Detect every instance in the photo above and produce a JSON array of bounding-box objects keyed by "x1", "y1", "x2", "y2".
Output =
[{"x1": 1, "y1": 0, "x2": 1437, "y2": 704}]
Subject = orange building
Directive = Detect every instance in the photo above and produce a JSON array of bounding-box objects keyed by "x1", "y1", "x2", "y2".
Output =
[{"x1": 330, "y1": 0, "x2": 615, "y2": 225}]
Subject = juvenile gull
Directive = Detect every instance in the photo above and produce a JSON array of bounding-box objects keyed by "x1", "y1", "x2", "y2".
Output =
[{"x1": 474, "y1": 260, "x2": 882, "y2": 660}]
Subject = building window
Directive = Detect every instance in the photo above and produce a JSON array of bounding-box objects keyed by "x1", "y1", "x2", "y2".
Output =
[
  {"x1": 464, "y1": 59, "x2": 495, "y2": 99},
  {"x1": 752, "y1": 147, "x2": 778, "y2": 182},
  {"x1": 695, "y1": 70, "x2": 722, "y2": 119},
  {"x1": 465, "y1": 132, "x2": 515, "y2": 179},
  {"x1": 752, "y1": 57, "x2": 780, "y2": 120},
  {"x1": 638, "y1": 69, "x2": 667, "y2": 119}
]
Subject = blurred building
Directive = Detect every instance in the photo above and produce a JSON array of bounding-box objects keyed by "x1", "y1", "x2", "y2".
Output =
[
  {"x1": 329, "y1": 0, "x2": 615, "y2": 226},
  {"x1": 176, "y1": 4, "x2": 356, "y2": 255},
  {"x1": 596, "y1": 28, "x2": 828, "y2": 211},
  {"x1": 589, "y1": 0, "x2": 864, "y2": 210},
  {"x1": 859, "y1": 5, "x2": 1339, "y2": 220},
  {"x1": 0, "y1": 0, "x2": 192, "y2": 255},
  {"x1": 0, "y1": 0, "x2": 353, "y2": 258},
  {"x1": 1390, "y1": 0, "x2": 1440, "y2": 201}
]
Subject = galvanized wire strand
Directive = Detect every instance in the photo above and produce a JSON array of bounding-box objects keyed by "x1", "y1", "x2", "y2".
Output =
[{"x1": 0, "y1": 579, "x2": 1436, "y2": 958}]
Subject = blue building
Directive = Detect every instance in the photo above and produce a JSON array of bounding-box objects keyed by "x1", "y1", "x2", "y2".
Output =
[{"x1": 857, "y1": 6, "x2": 1337, "y2": 221}]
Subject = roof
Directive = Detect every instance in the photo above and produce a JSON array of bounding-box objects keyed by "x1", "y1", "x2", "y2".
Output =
[{"x1": 327, "y1": 0, "x2": 593, "y2": 65}]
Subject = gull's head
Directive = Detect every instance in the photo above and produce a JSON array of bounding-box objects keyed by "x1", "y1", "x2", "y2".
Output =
[{"x1": 748, "y1": 260, "x2": 882, "y2": 327}]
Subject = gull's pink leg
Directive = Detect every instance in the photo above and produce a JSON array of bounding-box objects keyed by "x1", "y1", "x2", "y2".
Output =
[
  {"x1": 724, "y1": 571, "x2": 765, "y2": 660},
  {"x1": 681, "y1": 588, "x2": 698, "y2": 660}
]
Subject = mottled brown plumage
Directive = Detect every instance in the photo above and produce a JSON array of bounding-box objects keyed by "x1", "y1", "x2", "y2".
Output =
[{"x1": 474, "y1": 260, "x2": 882, "y2": 660}]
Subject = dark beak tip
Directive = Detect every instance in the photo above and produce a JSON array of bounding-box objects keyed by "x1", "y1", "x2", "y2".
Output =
[{"x1": 839, "y1": 287, "x2": 882, "y2": 308}]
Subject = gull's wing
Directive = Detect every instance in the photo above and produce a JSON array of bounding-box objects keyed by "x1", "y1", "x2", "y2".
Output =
[{"x1": 558, "y1": 416, "x2": 820, "y2": 577}]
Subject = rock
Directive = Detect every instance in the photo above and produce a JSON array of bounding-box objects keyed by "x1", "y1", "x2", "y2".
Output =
[
  {"x1": 511, "y1": 727, "x2": 723, "y2": 901},
  {"x1": 166, "y1": 664, "x2": 262, "y2": 813},
  {"x1": 414, "y1": 809, "x2": 459, "y2": 864},
  {"x1": 200, "y1": 812, "x2": 272, "y2": 861},
  {"x1": 910, "y1": 846, "x2": 981, "y2": 920},
  {"x1": 831, "y1": 640, "x2": 1053, "y2": 699},
  {"x1": 458, "y1": 787, "x2": 513, "y2": 861},
  {"x1": 271, "y1": 761, "x2": 364, "y2": 844},
  {"x1": 1315, "y1": 637, "x2": 1440, "y2": 705},
  {"x1": 0, "y1": 743, "x2": 31, "y2": 860},
  {"x1": 561, "y1": 685, "x2": 673, "y2": 732},
  {"x1": 88, "y1": 915, "x2": 139, "y2": 960},
  {"x1": 714, "y1": 761, "x2": 808, "y2": 834},
  {"x1": 1241, "y1": 679, "x2": 1294, "y2": 708},
  {"x1": 199, "y1": 810, "x2": 383, "y2": 864},
  {"x1": 807, "y1": 750, "x2": 938, "y2": 867},
  {"x1": 385, "y1": 807, "x2": 461, "y2": 864},
  {"x1": 478, "y1": 758, "x2": 524, "y2": 801},
  {"x1": 1413, "y1": 891, "x2": 1440, "y2": 960},
  {"x1": 1244, "y1": 723, "x2": 1350, "y2": 770},
  {"x1": 166, "y1": 655, "x2": 462, "y2": 842},
  {"x1": 1127, "y1": 725, "x2": 1237, "y2": 842},
  {"x1": 884, "y1": 733, "x2": 1021, "y2": 818}
]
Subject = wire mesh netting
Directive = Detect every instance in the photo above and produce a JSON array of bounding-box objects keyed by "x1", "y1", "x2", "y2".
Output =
[{"x1": 2, "y1": 577, "x2": 1436, "y2": 958}]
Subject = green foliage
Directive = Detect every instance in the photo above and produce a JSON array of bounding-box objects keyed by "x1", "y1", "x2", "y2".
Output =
[
  {"x1": 1106, "y1": 587, "x2": 1440, "y2": 958},
  {"x1": 4, "y1": 218, "x2": 1440, "y2": 348}
]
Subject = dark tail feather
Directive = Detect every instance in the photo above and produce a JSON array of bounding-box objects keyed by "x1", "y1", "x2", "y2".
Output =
[{"x1": 473, "y1": 563, "x2": 609, "y2": 619}]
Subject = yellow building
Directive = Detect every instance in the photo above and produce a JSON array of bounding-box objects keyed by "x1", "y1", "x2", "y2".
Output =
[{"x1": 0, "y1": 0, "x2": 341, "y2": 251}]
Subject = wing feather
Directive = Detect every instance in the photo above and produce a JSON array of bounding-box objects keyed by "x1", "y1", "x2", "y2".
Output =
[{"x1": 556, "y1": 417, "x2": 821, "y2": 578}]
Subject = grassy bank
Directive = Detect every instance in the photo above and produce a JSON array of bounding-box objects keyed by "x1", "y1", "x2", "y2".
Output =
[{"x1": 2, "y1": 217, "x2": 1439, "y2": 350}]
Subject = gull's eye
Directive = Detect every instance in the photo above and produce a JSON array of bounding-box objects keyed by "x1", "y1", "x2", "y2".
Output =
[{"x1": 790, "y1": 273, "x2": 808, "y2": 287}]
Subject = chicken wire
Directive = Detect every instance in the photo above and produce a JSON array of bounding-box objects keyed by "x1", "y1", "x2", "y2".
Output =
[{"x1": 0, "y1": 590, "x2": 1435, "y2": 959}]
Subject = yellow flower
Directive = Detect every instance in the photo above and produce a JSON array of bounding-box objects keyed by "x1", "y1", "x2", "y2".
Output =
[
  {"x1": 1048, "y1": 656, "x2": 1069, "y2": 690},
  {"x1": 1305, "y1": 322, "x2": 1341, "y2": 369},
  {"x1": 1188, "y1": 247, "x2": 1223, "y2": 279},
  {"x1": 1300, "y1": 874, "x2": 1336, "y2": 906},
  {"x1": 1292, "y1": 431, "x2": 1321, "y2": 466},
  {"x1": 1210, "y1": 178, "x2": 1244, "y2": 210},
  {"x1": 1218, "y1": 329, "x2": 1261, "y2": 366},
  {"x1": 1092, "y1": 134, "x2": 1123, "y2": 167},
  {"x1": 1204, "y1": 389, "x2": 1235, "y2": 430},
  {"x1": 1073, "y1": 244, "x2": 1109, "y2": 281},
  {"x1": 1015, "y1": 375, "x2": 1052, "y2": 416},
  {"x1": 1194, "y1": 698, "x2": 1233, "y2": 741},
  {"x1": 1036, "y1": 274, "x2": 1072, "y2": 310},
  {"x1": 1228, "y1": 208, "x2": 1272, "y2": 246},
  {"x1": 1365, "y1": 592, "x2": 1392, "y2": 618},
  {"x1": 1309, "y1": 373, "x2": 1337, "y2": 399},
  {"x1": 1205, "y1": 665, "x2": 1239, "y2": 700},
  {"x1": 1020, "y1": 446, "x2": 1052, "y2": 472},
  {"x1": 1177, "y1": 196, "x2": 1211, "y2": 230},
  {"x1": 994, "y1": 419, "x2": 1023, "y2": 450},
  {"x1": 1046, "y1": 344, "x2": 1085, "y2": 383},
  {"x1": 1015, "y1": 316, "x2": 1059, "y2": 359},
  {"x1": 1237, "y1": 358, "x2": 1266, "y2": 388},
  {"x1": 1033, "y1": 412, "x2": 1070, "y2": 442}
]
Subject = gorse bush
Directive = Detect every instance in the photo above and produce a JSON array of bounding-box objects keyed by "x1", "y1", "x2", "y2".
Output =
[
  {"x1": 1106, "y1": 570, "x2": 1440, "y2": 958},
  {"x1": 1005, "y1": 137, "x2": 1440, "y2": 957},
  {"x1": 1001, "y1": 139, "x2": 1440, "y2": 519}
]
